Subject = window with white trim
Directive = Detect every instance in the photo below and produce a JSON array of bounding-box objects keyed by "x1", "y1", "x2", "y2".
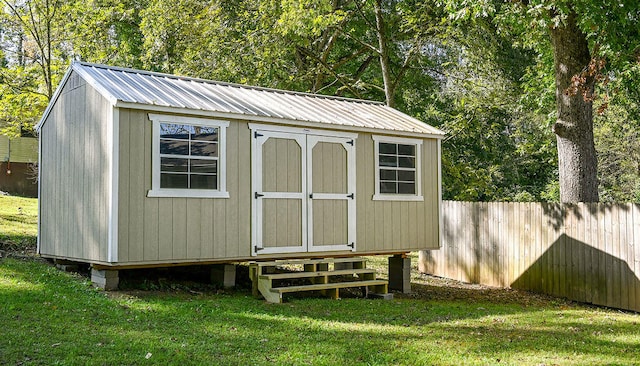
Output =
[
  {"x1": 148, "y1": 114, "x2": 229, "y2": 198},
  {"x1": 372, "y1": 136, "x2": 423, "y2": 201}
]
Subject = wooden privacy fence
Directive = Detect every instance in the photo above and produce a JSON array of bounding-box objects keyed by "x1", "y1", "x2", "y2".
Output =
[{"x1": 419, "y1": 201, "x2": 640, "y2": 312}]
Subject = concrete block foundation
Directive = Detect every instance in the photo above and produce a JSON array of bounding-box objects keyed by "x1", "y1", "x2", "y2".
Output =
[
  {"x1": 388, "y1": 254, "x2": 411, "y2": 293},
  {"x1": 211, "y1": 264, "x2": 236, "y2": 288},
  {"x1": 91, "y1": 269, "x2": 119, "y2": 290}
]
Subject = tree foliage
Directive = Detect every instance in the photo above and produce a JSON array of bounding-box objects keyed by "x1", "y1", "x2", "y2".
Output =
[
  {"x1": 439, "y1": 0, "x2": 640, "y2": 202},
  {"x1": 0, "y1": 0, "x2": 638, "y2": 202}
]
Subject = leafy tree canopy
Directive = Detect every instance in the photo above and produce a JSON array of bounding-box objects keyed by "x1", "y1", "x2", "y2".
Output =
[{"x1": 0, "y1": 0, "x2": 637, "y2": 201}]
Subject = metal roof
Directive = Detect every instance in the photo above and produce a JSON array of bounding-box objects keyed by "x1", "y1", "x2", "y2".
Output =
[{"x1": 40, "y1": 62, "x2": 444, "y2": 137}]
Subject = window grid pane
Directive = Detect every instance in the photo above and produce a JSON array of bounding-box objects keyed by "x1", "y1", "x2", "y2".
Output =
[
  {"x1": 378, "y1": 142, "x2": 417, "y2": 195},
  {"x1": 159, "y1": 122, "x2": 220, "y2": 190}
]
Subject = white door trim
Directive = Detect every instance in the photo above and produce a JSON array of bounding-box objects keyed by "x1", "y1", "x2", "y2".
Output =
[
  {"x1": 251, "y1": 125, "x2": 357, "y2": 256},
  {"x1": 307, "y1": 135, "x2": 356, "y2": 253},
  {"x1": 251, "y1": 129, "x2": 308, "y2": 256}
]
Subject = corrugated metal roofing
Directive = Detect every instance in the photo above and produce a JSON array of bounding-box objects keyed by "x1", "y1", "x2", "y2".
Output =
[{"x1": 44, "y1": 62, "x2": 444, "y2": 137}]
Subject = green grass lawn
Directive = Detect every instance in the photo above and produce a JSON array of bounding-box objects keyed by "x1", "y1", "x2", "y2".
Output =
[
  {"x1": 1, "y1": 257, "x2": 639, "y2": 365},
  {"x1": 1, "y1": 196, "x2": 639, "y2": 365},
  {"x1": 0, "y1": 195, "x2": 38, "y2": 251}
]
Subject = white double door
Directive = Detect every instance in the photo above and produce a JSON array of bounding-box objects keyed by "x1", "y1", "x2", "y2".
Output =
[{"x1": 250, "y1": 125, "x2": 357, "y2": 255}]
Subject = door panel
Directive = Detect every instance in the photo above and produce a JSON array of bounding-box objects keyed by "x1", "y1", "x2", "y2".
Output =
[
  {"x1": 312, "y1": 200, "x2": 348, "y2": 246},
  {"x1": 262, "y1": 137, "x2": 302, "y2": 193},
  {"x1": 262, "y1": 199, "x2": 303, "y2": 248},
  {"x1": 307, "y1": 136, "x2": 356, "y2": 252},
  {"x1": 252, "y1": 127, "x2": 355, "y2": 255},
  {"x1": 252, "y1": 131, "x2": 307, "y2": 255},
  {"x1": 312, "y1": 142, "x2": 347, "y2": 193}
]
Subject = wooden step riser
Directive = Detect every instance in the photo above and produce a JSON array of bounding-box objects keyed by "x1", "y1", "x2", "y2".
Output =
[
  {"x1": 250, "y1": 257, "x2": 367, "y2": 268},
  {"x1": 259, "y1": 268, "x2": 376, "y2": 280}
]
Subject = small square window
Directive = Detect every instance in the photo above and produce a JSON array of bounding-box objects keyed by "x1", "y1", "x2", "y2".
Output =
[{"x1": 373, "y1": 136, "x2": 423, "y2": 201}]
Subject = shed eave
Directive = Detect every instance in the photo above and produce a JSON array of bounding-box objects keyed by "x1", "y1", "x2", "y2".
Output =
[
  {"x1": 114, "y1": 101, "x2": 445, "y2": 139},
  {"x1": 36, "y1": 62, "x2": 119, "y2": 132},
  {"x1": 35, "y1": 66, "x2": 74, "y2": 132}
]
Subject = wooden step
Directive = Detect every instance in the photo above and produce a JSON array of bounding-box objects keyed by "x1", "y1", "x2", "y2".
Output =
[
  {"x1": 250, "y1": 256, "x2": 391, "y2": 303},
  {"x1": 259, "y1": 268, "x2": 376, "y2": 280},
  {"x1": 271, "y1": 279, "x2": 388, "y2": 294},
  {"x1": 263, "y1": 279, "x2": 389, "y2": 303}
]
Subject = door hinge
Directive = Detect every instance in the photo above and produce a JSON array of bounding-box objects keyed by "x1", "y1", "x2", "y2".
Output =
[
  {"x1": 347, "y1": 242, "x2": 355, "y2": 248},
  {"x1": 309, "y1": 193, "x2": 313, "y2": 199},
  {"x1": 254, "y1": 131, "x2": 264, "y2": 138},
  {"x1": 347, "y1": 193, "x2": 354, "y2": 199},
  {"x1": 347, "y1": 140, "x2": 354, "y2": 146},
  {"x1": 255, "y1": 192, "x2": 264, "y2": 199},
  {"x1": 254, "y1": 246, "x2": 263, "y2": 252}
]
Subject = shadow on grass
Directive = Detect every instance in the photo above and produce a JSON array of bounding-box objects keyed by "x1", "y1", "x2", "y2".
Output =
[{"x1": 1, "y1": 258, "x2": 639, "y2": 365}]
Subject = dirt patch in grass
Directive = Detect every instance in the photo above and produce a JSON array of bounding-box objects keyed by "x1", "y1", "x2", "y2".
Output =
[{"x1": 400, "y1": 272, "x2": 574, "y2": 308}]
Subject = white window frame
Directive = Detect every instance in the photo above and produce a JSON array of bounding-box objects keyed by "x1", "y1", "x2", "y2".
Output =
[
  {"x1": 147, "y1": 113, "x2": 230, "y2": 198},
  {"x1": 372, "y1": 135, "x2": 423, "y2": 201}
]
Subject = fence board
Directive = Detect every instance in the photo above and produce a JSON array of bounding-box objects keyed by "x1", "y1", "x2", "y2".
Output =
[
  {"x1": 631, "y1": 205, "x2": 640, "y2": 309},
  {"x1": 421, "y1": 201, "x2": 640, "y2": 312}
]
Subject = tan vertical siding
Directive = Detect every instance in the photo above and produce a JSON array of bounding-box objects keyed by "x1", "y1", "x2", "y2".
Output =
[
  {"x1": 39, "y1": 72, "x2": 111, "y2": 262},
  {"x1": 143, "y1": 117, "x2": 159, "y2": 261},
  {"x1": 117, "y1": 110, "x2": 252, "y2": 264},
  {"x1": 355, "y1": 135, "x2": 440, "y2": 253},
  {"x1": 225, "y1": 120, "x2": 241, "y2": 258}
]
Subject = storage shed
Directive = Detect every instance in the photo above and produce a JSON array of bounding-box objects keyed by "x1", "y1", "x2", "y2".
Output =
[
  {"x1": 37, "y1": 62, "x2": 444, "y2": 289},
  {"x1": 1, "y1": 135, "x2": 38, "y2": 196}
]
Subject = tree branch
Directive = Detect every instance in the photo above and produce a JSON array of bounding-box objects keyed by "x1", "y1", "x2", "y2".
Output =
[{"x1": 296, "y1": 46, "x2": 364, "y2": 98}]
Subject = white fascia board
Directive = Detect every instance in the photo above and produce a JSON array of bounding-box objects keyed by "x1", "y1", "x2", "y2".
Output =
[
  {"x1": 248, "y1": 123, "x2": 358, "y2": 140},
  {"x1": 71, "y1": 62, "x2": 119, "y2": 106},
  {"x1": 35, "y1": 66, "x2": 75, "y2": 132},
  {"x1": 36, "y1": 62, "x2": 120, "y2": 132},
  {"x1": 116, "y1": 101, "x2": 445, "y2": 140}
]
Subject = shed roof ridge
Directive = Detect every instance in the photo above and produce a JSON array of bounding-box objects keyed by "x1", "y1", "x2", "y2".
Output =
[{"x1": 72, "y1": 61, "x2": 386, "y2": 106}]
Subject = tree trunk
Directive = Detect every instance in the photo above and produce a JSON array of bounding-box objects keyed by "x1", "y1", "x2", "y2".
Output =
[
  {"x1": 373, "y1": 0, "x2": 395, "y2": 108},
  {"x1": 549, "y1": 10, "x2": 599, "y2": 202}
]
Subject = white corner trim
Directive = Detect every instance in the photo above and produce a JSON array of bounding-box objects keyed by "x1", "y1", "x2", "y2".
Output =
[
  {"x1": 36, "y1": 129, "x2": 42, "y2": 254},
  {"x1": 107, "y1": 107, "x2": 119, "y2": 263}
]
